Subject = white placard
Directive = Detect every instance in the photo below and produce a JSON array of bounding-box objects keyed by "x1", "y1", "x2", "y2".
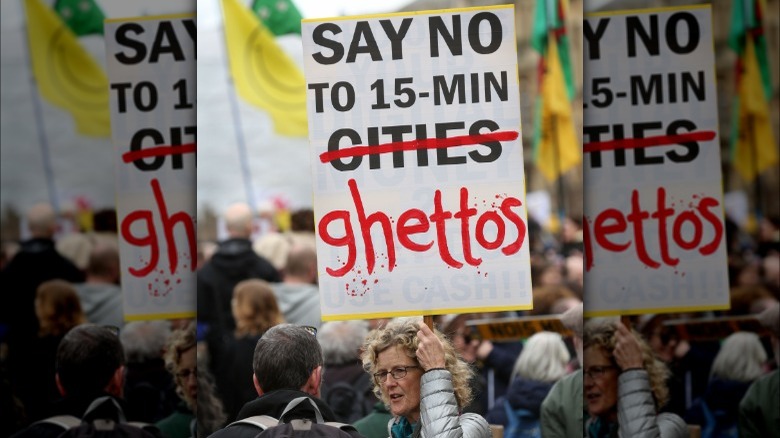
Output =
[
  {"x1": 105, "y1": 15, "x2": 197, "y2": 320},
  {"x1": 583, "y1": 6, "x2": 729, "y2": 317},
  {"x1": 302, "y1": 6, "x2": 532, "y2": 321}
]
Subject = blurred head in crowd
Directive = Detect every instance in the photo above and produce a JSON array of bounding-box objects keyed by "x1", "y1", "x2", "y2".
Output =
[
  {"x1": 290, "y1": 208, "x2": 315, "y2": 233},
  {"x1": 284, "y1": 244, "x2": 318, "y2": 283},
  {"x1": 86, "y1": 241, "x2": 120, "y2": 284},
  {"x1": 710, "y1": 332, "x2": 767, "y2": 382},
  {"x1": 762, "y1": 252, "x2": 780, "y2": 290},
  {"x1": 27, "y1": 202, "x2": 57, "y2": 239},
  {"x1": 253, "y1": 232, "x2": 292, "y2": 272},
  {"x1": 92, "y1": 209, "x2": 118, "y2": 233},
  {"x1": 560, "y1": 302, "x2": 584, "y2": 366},
  {"x1": 252, "y1": 324, "x2": 324, "y2": 396},
  {"x1": 35, "y1": 279, "x2": 86, "y2": 337},
  {"x1": 361, "y1": 317, "x2": 474, "y2": 421},
  {"x1": 224, "y1": 203, "x2": 254, "y2": 239},
  {"x1": 318, "y1": 320, "x2": 369, "y2": 366},
  {"x1": 563, "y1": 253, "x2": 584, "y2": 291},
  {"x1": 511, "y1": 331, "x2": 570, "y2": 383},
  {"x1": 164, "y1": 324, "x2": 198, "y2": 412},
  {"x1": 56, "y1": 324, "x2": 125, "y2": 399},
  {"x1": 530, "y1": 285, "x2": 578, "y2": 316},
  {"x1": 729, "y1": 285, "x2": 778, "y2": 315},
  {"x1": 231, "y1": 279, "x2": 284, "y2": 337},
  {"x1": 757, "y1": 302, "x2": 780, "y2": 367},
  {"x1": 583, "y1": 319, "x2": 670, "y2": 421},
  {"x1": 638, "y1": 314, "x2": 679, "y2": 363},
  {"x1": 120, "y1": 320, "x2": 172, "y2": 363},
  {"x1": 56, "y1": 233, "x2": 92, "y2": 270}
]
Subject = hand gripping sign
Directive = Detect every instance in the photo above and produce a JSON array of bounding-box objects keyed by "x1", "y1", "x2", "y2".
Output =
[{"x1": 302, "y1": 6, "x2": 533, "y2": 321}]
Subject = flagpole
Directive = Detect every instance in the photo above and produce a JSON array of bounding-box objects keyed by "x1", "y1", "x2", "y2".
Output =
[
  {"x1": 20, "y1": 0, "x2": 60, "y2": 212},
  {"x1": 748, "y1": 114, "x2": 763, "y2": 228},
  {"x1": 546, "y1": 0, "x2": 566, "y2": 246},
  {"x1": 217, "y1": 0, "x2": 258, "y2": 213},
  {"x1": 551, "y1": 114, "x2": 566, "y2": 246},
  {"x1": 743, "y1": 0, "x2": 763, "y2": 229}
]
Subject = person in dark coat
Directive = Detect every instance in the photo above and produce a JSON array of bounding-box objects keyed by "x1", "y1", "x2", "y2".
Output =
[
  {"x1": 318, "y1": 321, "x2": 379, "y2": 423},
  {"x1": 485, "y1": 332, "x2": 570, "y2": 429},
  {"x1": 208, "y1": 279, "x2": 285, "y2": 421},
  {"x1": 685, "y1": 332, "x2": 768, "y2": 437},
  {"x1": 1, "y1": 203, "x2": 84, "y2": 348},
  {"x1": 208, "y1": 324, "x2": 363, "y2": 438},
  {"x1": 10, "y1": 324, "x2": 159, "y2": 438},
  {"x1": 197, "y1": 202, "x2": 280, "y2": 335},
  {"x1": 1, "y1": 203, "x2": 84, "y2": 425}
]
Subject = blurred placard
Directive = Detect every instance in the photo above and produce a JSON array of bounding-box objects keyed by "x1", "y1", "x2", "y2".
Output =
[
  {"x1": 105, "y1": 14, "x2": 196, "y2": 320},
  {"x1": 583, "y1": 6, "x2": 729, "y2": 317}
]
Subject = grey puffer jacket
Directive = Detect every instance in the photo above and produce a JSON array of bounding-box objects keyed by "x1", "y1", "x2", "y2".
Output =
[
  {"x1": 387, "y1": 369, "x2": 491, "y2": 438},
  {"x1": 586, "y1": 369, "x2": 688, "y2": 438}
]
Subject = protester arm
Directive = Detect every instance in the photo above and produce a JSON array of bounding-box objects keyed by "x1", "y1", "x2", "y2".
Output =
[
  {"x1": 418, "y1": 369, "x2": 491, "y2": 438},
  {"x1": 617, "y1": 369, "x2": 687, "y2": 438}
]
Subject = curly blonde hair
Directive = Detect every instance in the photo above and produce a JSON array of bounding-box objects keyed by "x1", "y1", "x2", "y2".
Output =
[
  {"x1": 164, "y1": 323, "x2": 197, "y2": 410},
  {"x1": 360, "y1": 317, "x2": 475, "y2": 409},
  {"x1": 583, "y1": 319, "x2": 670, "y2": 409},
  {"x1": 231, "y1": 279, "x2": 285, "y2": 338}
]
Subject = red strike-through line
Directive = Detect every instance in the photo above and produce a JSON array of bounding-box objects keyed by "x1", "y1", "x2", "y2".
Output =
[
  {"x1": 318, "y1": 131, "x2": 519, "y2": 164},
  {"x1": 583, "y1": 131, "x2": 716, "y2": 153},
  {"x1": 121, "y1": 143, "x2": 197, "y2": 163}
]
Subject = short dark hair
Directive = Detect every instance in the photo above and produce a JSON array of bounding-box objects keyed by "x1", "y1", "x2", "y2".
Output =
[
  {"x1": 253, "y1": 324, "x2": 322, "y2": 392},
  {"x1": 56, "y1": 324, "x2": 125, "y2": 398}
]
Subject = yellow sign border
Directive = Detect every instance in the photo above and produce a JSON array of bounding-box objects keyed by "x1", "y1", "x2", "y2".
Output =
[
  {"x1": 584, "y1": 303, "x2": 730, "y2": 318},
  {"x1": 125, "y1": 311, "x2": 196, "y2": 322},
  {"x1": 322, "y1": 304, "x2": 533, "y2": 322}
]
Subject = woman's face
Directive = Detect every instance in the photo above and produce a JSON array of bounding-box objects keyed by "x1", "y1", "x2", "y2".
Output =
[
  {"x1": 375, "y1": 345, "x2": 423, "y2": 423},
  {"x1": 584, "y1": 345, "x2": 619, "y2": 421},
  {"x1": 176, "y1": 346, "x2": 197, "y2": 409}
]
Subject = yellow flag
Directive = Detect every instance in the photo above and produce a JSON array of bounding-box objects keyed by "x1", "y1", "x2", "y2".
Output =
[
  {"x1": 24, "y1": 0, "x2": 110, "y2": 137},
  {"x1": 536, "y1": 38, "x2": 580, "y2": 182},
  {"x1": 733, "y1": 36, "x2": 778, "y2": 182},
  {"x1": 221, "y1": 0, "x2": 307, "y2": 137}
]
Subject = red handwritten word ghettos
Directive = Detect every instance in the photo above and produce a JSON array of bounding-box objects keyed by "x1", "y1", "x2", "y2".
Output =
[
  {"x1": 120, "y1": 178, "x2": 197, "y2": 277},
  {"x1": 318, "y1": 178, "x2": 526, "y2": 277},
  {"x1": 583, "y1": 187, "x2": 723, "y2": 271}
]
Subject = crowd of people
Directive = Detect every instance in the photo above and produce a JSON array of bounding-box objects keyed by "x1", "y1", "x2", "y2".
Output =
[{"x1": 1, "y1": 200, "x2": 779, "y2": 438}]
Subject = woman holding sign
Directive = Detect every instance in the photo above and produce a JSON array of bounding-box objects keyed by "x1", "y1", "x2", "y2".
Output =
[
  {"x1": 361, "y1": 317, "x2": 491, "y2": 438},
  {"x1": 583, "y1": 320, "x2": 688, "y2": 438}
]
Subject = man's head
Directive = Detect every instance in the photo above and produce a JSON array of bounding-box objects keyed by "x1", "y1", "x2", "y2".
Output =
[
  {"x1": 224, "y1": 203, "x2": 254, "y2": 239},
  {"x1": 56, "y1": 324, "x2": 126, "y2": 399},
  {"x1": 252, "y1": 324, "x2": 323, "y2": 397},
  {"x1": 560, "y1": 302, "x2": 584, "y2": 366},
  {"x1": 284, "y1": 244, "x2": 318, "y2": 284},
  {"x1": 27, "y1": 202, "x2": 57, "y2": 238},
  {"x1": 86, "y1": 242, "x2": 120, "y2": 283}
]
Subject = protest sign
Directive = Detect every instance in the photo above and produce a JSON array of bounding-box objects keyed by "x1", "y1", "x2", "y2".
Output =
[
  {"x1": 663, "y1": 315, "x2": 771, "y2": 341},
  {"x1": 105, "y1": 15, "x2": 196, "y2": 320},
  {"x1": 467, "y1": 316, "x2": 573, "y2": 342},
  {"x1": 302, "y1": 6, "x2": 532, "y2": 320},
  {"x1": 583, "y1": 6, "x2": 729, "y2": 317}
]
